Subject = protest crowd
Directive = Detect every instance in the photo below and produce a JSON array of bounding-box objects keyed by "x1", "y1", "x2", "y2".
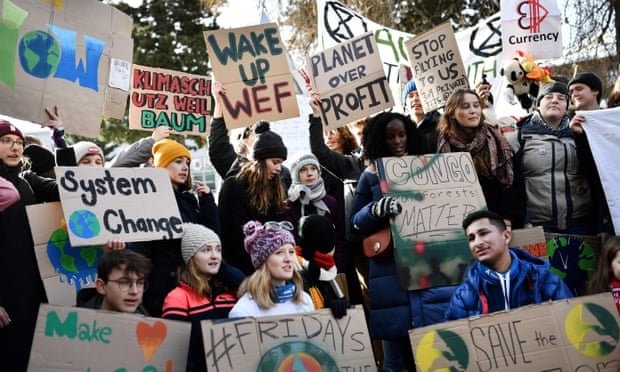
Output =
[{"x1": 1, "y1": 1, "x2": 620, "y2": 371}]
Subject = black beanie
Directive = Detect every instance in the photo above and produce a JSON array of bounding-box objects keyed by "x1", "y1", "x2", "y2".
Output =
[
  {"x1": 537, "y1": 81, "x2": 569, "y2": 107},
  {"x1": 299, "y1": 214, "x2": 336, "y2": 254},
  {"x1": 252, "y1": 121, "x2": 287, "y2": 161},
  {"x1": 24, "y1": 144, "x2": 55, "y2": 174},
  {"x1": 568, "y1": 72, "x2": 603, "y2": 103}
]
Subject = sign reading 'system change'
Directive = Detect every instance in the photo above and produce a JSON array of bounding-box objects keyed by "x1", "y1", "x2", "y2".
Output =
[
  {"x1": 56, "y1": 166, "x2": 182, "y2": 246},
  {"x1": 204, "y1": 23, "x2": 299, "y2": 129},
  {"x1": 129, "y1": 65, "x2": 212, "y2": 135},
  {"x1": 377, "y1": 153, "x2": 486, "y2": 291}
]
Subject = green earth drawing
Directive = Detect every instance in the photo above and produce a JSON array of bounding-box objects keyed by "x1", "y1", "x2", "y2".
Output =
[{"x1": 18, "y1": 30, "x2": 60, "y2": 78}]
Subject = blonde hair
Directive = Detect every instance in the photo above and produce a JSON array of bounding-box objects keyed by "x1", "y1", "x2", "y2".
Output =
[
  {"x1": 236, "y1": 160, "x2": 286, "y2": 215},
  {"x1": 237, "y1": 264, "x2": 305, "y2": 309},
  {"x1": 179, "y1": 258, "x2": 213, "y2": 297}
]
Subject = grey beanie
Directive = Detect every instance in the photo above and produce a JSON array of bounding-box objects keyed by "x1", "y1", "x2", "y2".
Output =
[
  {"x1": 290, "y1": 153, "x2": 321, "y2": 184},
  {"x1": 181, "y1": 223, "x2": 221, "y2": 263},
  {"x1": 537, "y1": 81, "x2": 569, "y2": 107}
]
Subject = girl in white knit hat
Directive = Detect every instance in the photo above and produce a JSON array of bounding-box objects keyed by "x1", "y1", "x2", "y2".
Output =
[{"x1": 162, "y1": 222, "x2": 244, "y2": 372}]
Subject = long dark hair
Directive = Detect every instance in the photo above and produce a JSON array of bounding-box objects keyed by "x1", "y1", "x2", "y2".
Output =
[{"x1": 362, "y1": 112, "x2": 428, "y2": 161}]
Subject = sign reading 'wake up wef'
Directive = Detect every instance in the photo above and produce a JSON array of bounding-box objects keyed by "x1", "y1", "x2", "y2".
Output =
[{"x1": 0, "y1": 0, "x2": 133, "y2": 138}]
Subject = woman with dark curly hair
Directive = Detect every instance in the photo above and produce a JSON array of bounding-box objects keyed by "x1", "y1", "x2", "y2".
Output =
[
  {"x1": 350, "y1": 112, "x2": 444, "y2": 372},
  {"x1": 435, "y1": 89, "x2": 525, "y2": 228}
]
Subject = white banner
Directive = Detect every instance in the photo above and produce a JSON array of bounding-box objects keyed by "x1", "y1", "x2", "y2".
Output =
[{"x1": 579, "y1": 107, "x2": 620, "y2": 235}]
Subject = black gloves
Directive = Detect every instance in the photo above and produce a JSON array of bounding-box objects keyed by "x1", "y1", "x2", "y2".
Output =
[
  {"x1": 328, "y1": 297, "x2": 348, "y2": 319},
  {"x1": 371, "y1": 196, "x2": 402, "y2": 219}
]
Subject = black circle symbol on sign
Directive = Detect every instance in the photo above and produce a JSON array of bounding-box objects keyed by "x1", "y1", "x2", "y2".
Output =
[
  {"x1": 469, "y1": 16, "x2": 502, "y2": 58},
  {"x1": 323, "y1": 1, "x2": 368, "y2": 43}
]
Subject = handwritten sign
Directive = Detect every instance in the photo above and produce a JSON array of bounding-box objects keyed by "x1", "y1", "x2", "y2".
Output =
[
  {"x1": 510, "y1": 226, "x2": 547, "y2": 258},
  {"x1": 545, "y1": 233, "x2": 599, "y2": 297},
  {"x1": 410, "y1": 293, "x2": 620, "y2": 372},
  {"x1": 377, "y1": 153, "x2": 486, "y2": 290},
  {"x1": 405, "y1": 22, "x2": 468, "y2": 112},
  {"x1": 26, "y1": 202, "x2": 104, "y2": 306},
  {"x1": 56, "y1": 167, "x2": 183, "y2": 246},
  {"x1": 308, "y1": 32, "x2": 394, "y2": 129},
  {"x1": 29, "y1": 304, "x2": 190, "y2": 371},
  {"x1": 203, "y1": 23, "x2": 299, "y2": 129},
  {"x1": 201, "y1": 306, "x2": 374, "y2": 371},
  {"x1": 129, "y1": 65, "x2": 212, "y2": 135},
  {"x1": 0, "y1": 0, "x2": 133, "y2": 138}
]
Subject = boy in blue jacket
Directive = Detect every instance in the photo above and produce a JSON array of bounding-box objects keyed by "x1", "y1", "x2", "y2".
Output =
[{"x1": 445, "y1": 210, "x2": 573, "y2": 321}]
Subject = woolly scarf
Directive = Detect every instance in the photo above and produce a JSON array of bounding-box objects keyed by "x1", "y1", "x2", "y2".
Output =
[
  {"x1": 287, "y1": 178, "x2": 329, "y2": 216},
  {"x1": 273, "y1": 282, "x2": 296, "y2": 303},
  {"x1": 438, "y1": 122, "x2": 514, "y2": 187},
  {"x1": 295, "y1": 247, "x2": 335, "y2": 270}
]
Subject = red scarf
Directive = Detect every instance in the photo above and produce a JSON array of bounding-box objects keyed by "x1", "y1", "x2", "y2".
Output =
[
  {"x1": 295, "y1": 247, "x2": 335, "y2": 270},
  {"x1": 611, "y1": 278, "x2": 620, "y2": 315}
]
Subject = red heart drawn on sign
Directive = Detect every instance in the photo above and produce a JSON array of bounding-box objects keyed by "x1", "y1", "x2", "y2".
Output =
[{"x1": 136, "y1": 321, "x2": 167, "y2": 362}]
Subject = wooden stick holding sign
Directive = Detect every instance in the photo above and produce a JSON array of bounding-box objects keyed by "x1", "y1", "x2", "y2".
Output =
[
  {"x1": 306, "y1": 32, "x2": 394, "y2": 129},
  {"x1": 56, "y1": 166, "x2": 183, "y2": 246},
  {"x1": 376, "y1": 153, "x2": 486, "y2": 291},
  {"x1": 405, "y1": 22, "x2": 468, "y2": 112},
  {"x1": 203, "y1": 23, "x2": 299, "y2": 129}
]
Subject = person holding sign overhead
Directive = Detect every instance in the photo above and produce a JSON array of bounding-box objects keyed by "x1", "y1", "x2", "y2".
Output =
[
  {"x1": 218, "y1": 111, "x2": 289, "y2": 275},
  {"x1": 128, "y1": 139, "x2": 220, "y2": 317},
  {"x1": 350, "y1": 112, "x2": 444, "y2": 372},
  {"x1": 228, "y1": 220, "x2": 314, "y2": 318},
  {"x1": 0, "y1": 119, "x2": 60, "y2": 372},
  {"x1": 435, "y1": 89, "x2": 525, "y2": 228}
]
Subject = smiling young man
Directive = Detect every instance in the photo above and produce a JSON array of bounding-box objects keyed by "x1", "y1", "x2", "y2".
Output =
[
  {"x1": 445, "y1": 210, "x2": 572, "y2": 321},
  {"x1": 77, "y1": 250, "x2": 152, "y2": 314}
]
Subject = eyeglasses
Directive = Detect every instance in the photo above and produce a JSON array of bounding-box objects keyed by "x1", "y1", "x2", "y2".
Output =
[
  {"x1": 264, "y1": 221, "x2": 294, "y2": 231},
  {"x1": 106, "y1": 278, "x2": 148, "y2": 292},
  {"x1": 0, "y1": 138, "x2": 24, "y2": 147},
  {"x1": 541, "y1": 93, "x2": 568, "y2": 102}
]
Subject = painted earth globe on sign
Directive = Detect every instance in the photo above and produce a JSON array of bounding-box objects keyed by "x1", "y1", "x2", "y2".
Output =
[
  {"x1": 68, "y1": 210, "x2": 101, "y2": 239},
  {"x1": 18, "y1": 30, "x2": 61, "y2": 78}
]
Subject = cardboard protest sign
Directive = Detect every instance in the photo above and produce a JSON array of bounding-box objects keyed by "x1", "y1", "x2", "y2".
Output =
[
  {"x1": 376, "y1": 153, "x2": 486, "y2": 290},
  {"x1": 409, "y1": 293, "x2": 620, "y2": 372},
  {"x1": 129, "y1": 65, "x2": 212, "y2": 135},
  {"x1": 56, "y1": 166, "x2": 183, "y2": 246},
  {"x1": 29, "y1": 304, "x2": 190, "y2": 371},
  {"x1": 579, "y1": 107, "x2": 620, "y2": 235},
  {"x1": 203, "y1": 23, "x2": 299, "y2": 129},
  {"x1": 26, "y1": 202, "x2": 104, "y2": 306},
  {"x1": 307, "y1": 32, "x2": 394, "y2": 129},
  {"x1": 201, "y1": 306, "x2": 374, "y2": 371},
  {"x1": 501, "y1": 0, "x2": 563, "y2": 60},
  {"x1": 405, "y1": 22, "x2": 469, "y2": 112},
  {"x1": 317, "y1": 1, "x2": 526, "y2": 118},
  {"x1": 510, "y1": 226, "x2": 547, "y2": 258},
  {"x1": 0, "y1": 0, "x2": 133, "y2": 138},
  {"x1": 545, "y1": 233, "x2": 599, "y2": 297}
]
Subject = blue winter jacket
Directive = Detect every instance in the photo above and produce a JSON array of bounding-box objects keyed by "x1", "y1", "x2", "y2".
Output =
[
  {"x1": 445, "y1": 248, "x2": 573, "y2": 321},
  {"x1": 351, "y1": 169, "x2": 457, "y2": 339}
]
